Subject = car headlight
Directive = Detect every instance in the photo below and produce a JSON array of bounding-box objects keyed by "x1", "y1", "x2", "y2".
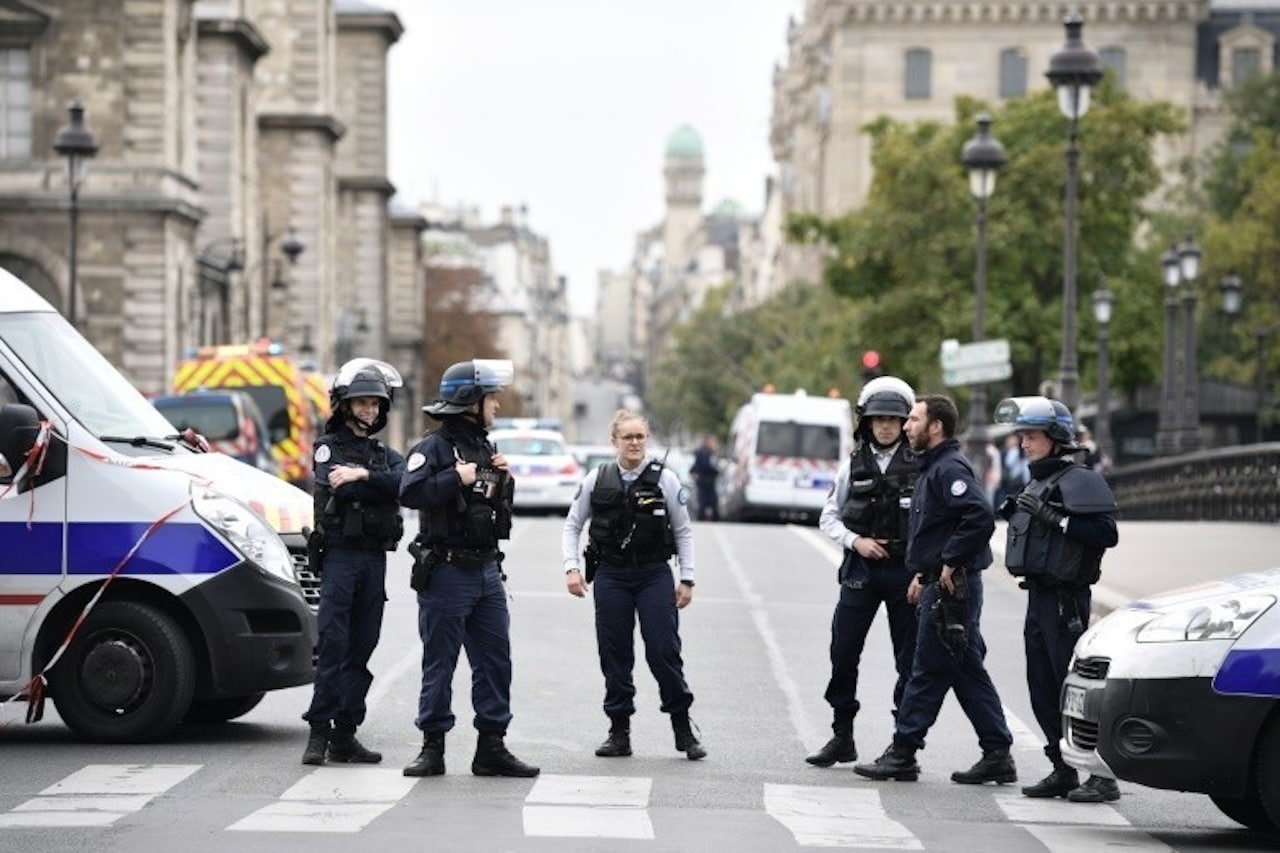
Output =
[
  {"x1": 1136, "y1": 594, "x2": 1275, "y2": 643},
  {"x1": 191, "y1": 485, "x2": 296, "y2": 584}
]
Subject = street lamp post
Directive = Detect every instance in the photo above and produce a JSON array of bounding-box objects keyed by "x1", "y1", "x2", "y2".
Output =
[
  {"x1": 197, "y1": 238, "x2": 245, "y2": 344},
  {"x1": 1219, "y1": 272, "x2": 1272, "y2": 444},
  {"x1": 1046, "y1": 13, "x2": 1103, "y2": 416},
  {"x1": 1091, "y1": 280, "x2": 1114, "y2": 468},
  {"x1": 961, "y1": 113, "x2": 1007, "y2": 477},
  {"x1": 1177, "y1": 234, "x2": 1202, "y2": 452},
  {"x1": 1156, "y1": 244, "x2": 1184, "y2": 454},
  {"x1": 52, "y1": 101, "x2": 99, "y2": 329}
]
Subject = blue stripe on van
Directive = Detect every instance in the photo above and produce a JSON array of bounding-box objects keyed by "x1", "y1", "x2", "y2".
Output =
[
  {"x1": 1, "y1": 521, "x2": 237, "y2": 577},
  {"x1": 1213, "y1": 648, "x2": 1280, "y2": 698}
]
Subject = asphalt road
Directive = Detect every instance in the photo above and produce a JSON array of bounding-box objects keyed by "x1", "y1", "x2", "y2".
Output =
[{"x1": 0, "y1": 516, "x2": 1277, "y2": 852}]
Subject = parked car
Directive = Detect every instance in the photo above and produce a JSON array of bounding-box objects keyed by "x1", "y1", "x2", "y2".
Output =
[
  {"x1": 569, "y1": 443, "x2": 616, "y2": 473},
  {"x1": 489, "y1": 427, "x2": 583, "y2": 514},
  {"x1": 152, "y1": 389, "x2": 280, "y2": 477},
  {"x1": 1061, "y1": 567, "x2": 1280, "y2": 831}
]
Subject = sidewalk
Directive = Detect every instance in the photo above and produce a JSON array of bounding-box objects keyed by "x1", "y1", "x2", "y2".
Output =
[{"x1": 992, "y1": 520, "x2": 1280, "y2": 615}]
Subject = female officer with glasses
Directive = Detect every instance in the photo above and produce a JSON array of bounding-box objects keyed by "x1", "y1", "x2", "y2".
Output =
[{"x1": 560, "y1": 409, "x2": 705, "y2": 761}]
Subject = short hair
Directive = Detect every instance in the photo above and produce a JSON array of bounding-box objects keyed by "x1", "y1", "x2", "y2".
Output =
[
  {"x1": 919, "y1": 394, "x2": 959, "y2": 439},
  {"x1": 609, "y1": 409, "x2": 649, "y2": 439}
]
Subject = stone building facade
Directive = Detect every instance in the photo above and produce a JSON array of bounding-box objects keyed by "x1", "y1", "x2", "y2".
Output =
[{"x1": 0, "y1": 0, "x2": 421, "y2": 395}]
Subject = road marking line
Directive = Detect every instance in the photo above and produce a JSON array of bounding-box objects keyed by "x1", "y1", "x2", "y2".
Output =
[
  {"x1": 993, "y1": 788, "x2": 1129, "y2": 826},
  {"x1": 1022, "y1": 823, "x2": 1174, "y2": 851},
  {"x1": 764, "y1": 783, "x2": 922, "y2": 849},
  {"x1": 227, "y1": 767, "x2": 415, "y2": 834},
  {"x1": 0, "y1": 764, "x2": 200, "y2": 828},
  {"x1": 522, "y1": 774, "x2": 653, "y2": 839}
]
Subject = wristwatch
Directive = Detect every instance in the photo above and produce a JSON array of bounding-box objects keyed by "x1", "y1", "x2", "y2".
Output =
[
  {"x1": 565, "y1": 568, "x2": 581, "y2": 575},
  {"x1": 680, "y1": 579, "x2": 695, "y2": 588}
]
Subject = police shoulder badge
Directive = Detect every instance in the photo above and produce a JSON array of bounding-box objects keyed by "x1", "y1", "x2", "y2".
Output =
[
  {"x1": 406, "y1": 451, "x2": 426, "y2": 472},
  {"x1": 314, "y1": 444, "x2": 331, "y2": 464},
  {"x1": 950, "y1": 479, "x2": 968, "y2": 497},
  {"x1": 677, "y1": 486, "x2": 688, "y2": 505}
]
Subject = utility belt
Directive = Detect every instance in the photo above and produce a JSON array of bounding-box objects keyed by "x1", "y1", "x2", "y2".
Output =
[{"x1": 432, "y1": 546, "x2": 498, "y2": 569}]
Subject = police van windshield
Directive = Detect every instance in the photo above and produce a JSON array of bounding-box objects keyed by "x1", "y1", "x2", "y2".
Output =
[
  {"x1": 757, "y1": 421, "x2": 842, "y2": 460},
  {"x1": 0, "y1": 310, "x2": 177, "y2": 440}
]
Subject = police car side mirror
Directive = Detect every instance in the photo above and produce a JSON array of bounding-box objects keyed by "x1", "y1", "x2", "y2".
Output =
[{"x1": 0, "y1": 403, "x2": 40, "y2": 480}]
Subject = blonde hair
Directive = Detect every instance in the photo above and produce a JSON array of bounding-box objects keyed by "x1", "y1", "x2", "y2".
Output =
[{"x1": 609, "y1": 408, "x2": 649, "y2": 439}]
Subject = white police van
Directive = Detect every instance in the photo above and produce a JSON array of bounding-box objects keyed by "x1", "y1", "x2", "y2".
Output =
[
  {"x1": 0, "y1": 271, "x2": 317, "y2": 742},
  {"x1": 1061, "y1": 567, "x2": 1280, "y2": 830}
]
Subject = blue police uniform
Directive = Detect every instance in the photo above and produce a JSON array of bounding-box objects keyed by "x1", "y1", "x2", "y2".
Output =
[
  {"x1": 809, "y1": 440, "x2": 918, "y2": 765},
  {"x1": 892, "y1": 438, "x2": 1012, "y2": 757},
  {"x1": 302, "y1": 424, "x2": 404, "y2": 758}
]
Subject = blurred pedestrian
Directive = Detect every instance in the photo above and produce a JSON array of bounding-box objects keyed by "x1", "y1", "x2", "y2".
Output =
[{"x1": 690, "y1": 434, "x2": 721, "y2": 521}]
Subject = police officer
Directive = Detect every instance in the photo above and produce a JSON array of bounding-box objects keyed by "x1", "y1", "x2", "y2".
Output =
[
  {"x1": 807, "y1": 377, "x2": 919, "y2": 767},
  {"x1": 301, "y1": 359, "x2": 406, "y2": 766},
  {"x1": 400, "y1": 359, "x2": 539, "y2": 779},
  {"x1": 995, "y1": 396, "x2": 1119, "y2": 803},
  {"x1": 561, "y1": 409, "x2": 705, "y2": 760},
  {"x1": 855, "y1": 394, "x2": 1016, "y2": 785}
]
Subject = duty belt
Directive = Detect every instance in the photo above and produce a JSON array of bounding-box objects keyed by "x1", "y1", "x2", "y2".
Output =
[{"x1": 432, "y1": 547, "x2": 496, "y2": 569}]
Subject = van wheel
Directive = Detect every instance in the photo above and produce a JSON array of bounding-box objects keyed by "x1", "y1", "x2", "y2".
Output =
[
  {"x1": 48, "y1": 600, "x2": 196, "y2": 743},
  {"x1": 1210, "y1": 793, "x2": 1275, "y2": 832},
  {"x1": 1256, "y1": 717, "x2": 1280, "y2": 830},
  {"x1": 183, "y1": 693, "x2": 265, "y2": 725}
]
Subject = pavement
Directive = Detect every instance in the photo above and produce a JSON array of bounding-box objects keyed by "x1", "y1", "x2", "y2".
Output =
[{"x1": 993, "y1": 520, "x2": 1280, "y2": 616}]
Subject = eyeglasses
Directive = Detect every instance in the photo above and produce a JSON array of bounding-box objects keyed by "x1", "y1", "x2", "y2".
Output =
[{"x1": 616, "y1": 433, "x2": 648, "y2": 442}]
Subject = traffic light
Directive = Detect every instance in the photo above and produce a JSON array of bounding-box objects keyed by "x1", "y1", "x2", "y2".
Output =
[{"x1": 861, "y1": 350, "x2": 882, "y2": 383}]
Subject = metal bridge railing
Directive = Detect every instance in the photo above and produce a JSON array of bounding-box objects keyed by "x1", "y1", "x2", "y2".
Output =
[{"x1": 1108, "y1": 443, "x2": 1280, "y2": 522}]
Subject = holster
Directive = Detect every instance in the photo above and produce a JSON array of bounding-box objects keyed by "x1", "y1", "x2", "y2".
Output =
[
  {"x1": 304, "y1": 526, "x2": 325, "y2": 579},
  {"x1": 932, "y1": 570, "x2": 969, "y2": 658},
  {"x1": 583, "y1": 543, "x2": 601, "y2": 584},
  {"x1": 408, "y1": 539, "x2": 439, "y2": 592}
]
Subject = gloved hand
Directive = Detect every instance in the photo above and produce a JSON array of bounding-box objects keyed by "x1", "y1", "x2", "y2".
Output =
[
  {"x1": 1016, "y1": 491, "x2": 1066, "y2": 528},
  {"x1": 998, "y1": 495, "x2": 1018, "y2": 520}
]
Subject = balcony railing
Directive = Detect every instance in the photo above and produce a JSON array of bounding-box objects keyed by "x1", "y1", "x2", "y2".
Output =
[{"x1": 1107, "y1": 443, "x2": 1280, "y2": 522}]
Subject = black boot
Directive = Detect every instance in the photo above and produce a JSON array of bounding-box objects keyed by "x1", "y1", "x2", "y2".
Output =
[
  {"x1": 1022, "y1": 763, "x2": 1079, "y2": 798},
  {"x1": 595, "y1": 716, "x2": 632, "y2": 757},
  {"x1": 327, "y1": 727, "x2": 382, "y2": 764},
  {"x1": 805, "y1": 716, "x2": 855, "y2": 767},
  {"x1": 853, "y1": 742, "x2": 919, "y2": 781},
  {"x1": 472, "y1": 731, "x2": 540, "y2": 777},
  {"x1": 951, "y1": 748, "x2": 1017, "y2": 785},
  {"x1": 301, "y1": 721, "x2": 330, "y2": 766},
  {"x1": 1066, "y1": 775, "x2": 1120, "y2": 803},
  {"x1": 670, "y1": 710, "x2": 707, "y2": 760},
  {"x1": 403, "y1": 731, "x2": 446, "y2": 777}
]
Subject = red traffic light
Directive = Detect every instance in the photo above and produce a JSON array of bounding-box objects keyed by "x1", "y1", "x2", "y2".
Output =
[{"x1": 862, "y1": 350, "x2": 881, "y2": 370}]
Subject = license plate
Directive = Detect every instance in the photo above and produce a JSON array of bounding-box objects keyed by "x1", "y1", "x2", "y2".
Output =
[{"x1": 1063, "y1": 685, "x2": 1087, "y2": 719}]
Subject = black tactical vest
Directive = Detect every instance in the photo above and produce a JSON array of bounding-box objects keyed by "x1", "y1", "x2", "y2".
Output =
[
  {"x1": 315, "y1": 433, "x2": 403, "y2": 551},
  {"x1": 587, "y1": 460, "x2": 675, "y2": 564},
  {"x1": 425, "y1": 436, "x2": 512, "y2": 550},
  {"x1": 1005, "y1": 462, "x2": 1111, "y2": 585},
  {"x1": 838, "y1": 443, "x2": 919, "y2": 557}
]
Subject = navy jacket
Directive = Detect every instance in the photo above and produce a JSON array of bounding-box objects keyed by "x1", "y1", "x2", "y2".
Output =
[{"x1": 906, "y1": 438, "x2": 994, "y2": 577}]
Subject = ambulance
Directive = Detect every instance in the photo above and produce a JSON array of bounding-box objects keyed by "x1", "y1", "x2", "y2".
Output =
[
  {"x1": 0, "y1": 271, "x2": 317, "y2": 742},
  {"x1": 723, "y1": 390, "x2": 853, "y2": 523},
  {"x1": 173, "y1": 339, "x2": 324, "y2": 489}
]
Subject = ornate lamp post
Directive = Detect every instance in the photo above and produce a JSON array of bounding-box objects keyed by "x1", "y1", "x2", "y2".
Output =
[
  {"x1": 1046, "y1": 13, "x2": 1103, "y2": 415},
  {"x1": 1177, "y1": 233, "x2": 1202, "y2": 452},
  {"x1": 1091, "y1": 281, "x2": 1114, "y2": 468},
  {"x1": 960, "y1": 113, "x2": 1007, "y2": 477},
  {"x1": 1156, "y1": 244, "x2": 1183, "y2": 454},
  {"x1": 1220, "y1": 272, "x2": 1272, "y2": 444},
  {"x1": 52, "y1": 101, "x2": 99, "y2": 329}
]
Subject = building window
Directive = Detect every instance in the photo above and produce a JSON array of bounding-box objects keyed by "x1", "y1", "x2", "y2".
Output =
[
  {"x1": 0, "y1": 48, "x2": 32, "y2": 159},
  {"x1": 904, "y1": 49, "x2": 931, "y2": 100},
  {"x1": 1233, "y1": 47, "x2": 1262, "y2": 87},
  {"x1": 999, "y1": 48, "x2": 1028, "y2": 98},
  {"x1": 1099, "y1": 47, "x2": 1127, "y2": 90}
]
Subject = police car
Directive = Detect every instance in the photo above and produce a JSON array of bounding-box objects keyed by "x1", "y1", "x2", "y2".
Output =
[
  {"x1": 489, "y1": 427, "x2": 582, "y2": 514},
  {"x1": 1061, "y1": 568, "x2": 1280, "y2": 830}
]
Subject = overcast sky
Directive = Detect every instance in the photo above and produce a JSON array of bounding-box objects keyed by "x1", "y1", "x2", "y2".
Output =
[{"x1": 377, "y1": 0, "x2": 804, "y2": 314}]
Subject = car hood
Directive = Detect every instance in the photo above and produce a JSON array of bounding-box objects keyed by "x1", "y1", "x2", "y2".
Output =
[{"x1": 149, "y1": 452, "x2": 314, "y2": 534}]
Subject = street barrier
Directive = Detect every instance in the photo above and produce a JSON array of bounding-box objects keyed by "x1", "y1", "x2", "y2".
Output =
[{"x1": 1108, "y1": 442, "x2": 1280, "y2": 522}]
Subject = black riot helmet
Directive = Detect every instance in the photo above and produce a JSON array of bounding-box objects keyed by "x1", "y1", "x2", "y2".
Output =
[
  {"x1": 423, "y1": 359, "x2": 514, "y2": 418},
  {"x1": 855, "y1": 376, "x2": 915, "y2": 442},
  {"x1": 993, "y1": 395, "x2": 1077, "y2": 449},
  {"x1": 328, "y1": 358, "x2": 403, "y2": 435}
]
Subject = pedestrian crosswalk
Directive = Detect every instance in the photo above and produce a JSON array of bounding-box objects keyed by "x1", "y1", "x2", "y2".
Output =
[{"x1": 0, "y1": 763, "x2": 1176, "y2": 850}]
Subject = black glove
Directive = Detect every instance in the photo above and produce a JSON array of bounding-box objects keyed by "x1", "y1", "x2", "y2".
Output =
[
  {"x1": 1016, "y1": 491, "x2": 1066, "y2": 528},
  {"x1": 998, "y1": 495, "x2": 1017, "y2": 520}
]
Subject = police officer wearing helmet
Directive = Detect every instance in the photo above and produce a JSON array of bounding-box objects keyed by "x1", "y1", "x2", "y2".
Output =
[
  {"x1": 301, "y1": 358, "x2": 406, "y2": 766},
  {"x1": 995, "y1": 396, "x2": 1119, "y2": 803},
  {"x1": 560, "y1": 409, "x2": 704, "y2": 760},
  {"x1": 399, "y1": 359, "x2": 539, "y2": 779},
  {"x1": 855, "y1": 394, "x2": 1016, "y2": 785},
  {"x1": 807, "y1": 377, "x2": 919, "y2": 768}
]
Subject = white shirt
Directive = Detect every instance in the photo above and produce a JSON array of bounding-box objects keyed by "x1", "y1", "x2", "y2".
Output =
[{"x1": 818, "y1": 442, "x2": 900, "y2": 551}]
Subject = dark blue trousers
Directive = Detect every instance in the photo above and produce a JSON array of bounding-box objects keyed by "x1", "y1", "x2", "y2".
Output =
[
  {"x1": 304, "y1": 548, "x2": 386, "y2": 730},
  {"x1": 825, "y1": 561, "x2": 917, "y2": 719},
  {"x1": 414, "y1": 560, "x2": 513, "y2": 733},
  {"x1": 593, "y1": 561, "x2": 694, "y2": 718},
  {"x1": 893, "y1": 570, "x2": 1013, "y2": 753},
  {"x1": 1026, "y1": 584, "x2": 1090, "y2": 761}
]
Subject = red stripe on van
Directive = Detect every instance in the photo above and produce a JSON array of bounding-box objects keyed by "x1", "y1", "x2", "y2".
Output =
[{"x1": 0, "y1": 594, "x2": 45, "y2": 606}]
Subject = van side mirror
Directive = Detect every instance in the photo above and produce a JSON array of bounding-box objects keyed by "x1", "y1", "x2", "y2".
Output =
[{"x1": 0, "y1": 403, "x2": 40, "y2": 481}]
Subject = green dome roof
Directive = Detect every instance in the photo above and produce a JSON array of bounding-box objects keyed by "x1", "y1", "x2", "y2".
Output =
[{"x1": 665, "y1": 124, "x2": 704, "y2": 159}]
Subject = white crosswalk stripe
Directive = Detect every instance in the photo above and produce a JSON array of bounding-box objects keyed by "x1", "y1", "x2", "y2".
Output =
[
  {"x1": 522, "y1": 774, "x2": 654, "y2": 839},
  {"x1": 763, "y1": 783, "x2": 922, "y2": 849},
  {"x1": 0, "y1": 764, "x2": 200, "y2": 828},
  {"x1": 227, "y1": 766, "x2": 417, "y2": 833}
]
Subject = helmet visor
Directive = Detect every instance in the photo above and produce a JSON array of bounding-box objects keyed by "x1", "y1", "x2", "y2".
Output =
[
  {"x1": 994, "y1": 396, "x2": 1057, "y2": 430},
  {"x1": 334, "y1": 358, "x2": 404, "y2": 391},
  {"x1": 474, "y1": 359, "x2": 514, "y2": 392}
]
